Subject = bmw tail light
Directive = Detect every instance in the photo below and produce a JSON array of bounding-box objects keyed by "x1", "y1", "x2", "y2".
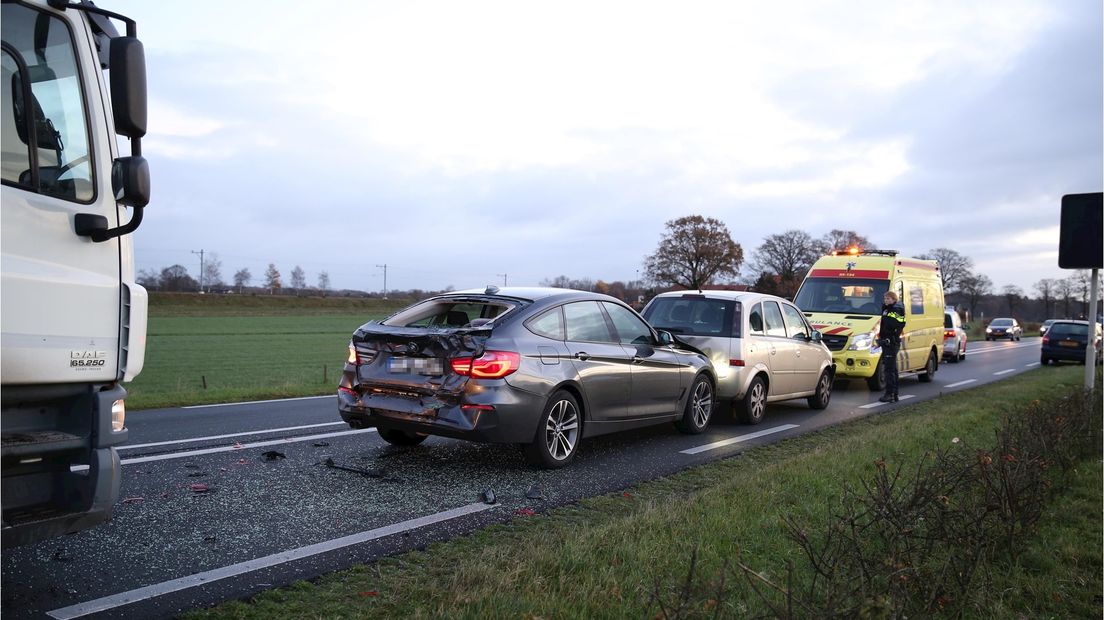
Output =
[{"x1": 450, "y1": 351, "x2": 521, "y2": 379}]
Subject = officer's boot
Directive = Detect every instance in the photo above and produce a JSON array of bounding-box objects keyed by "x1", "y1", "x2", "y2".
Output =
[{"x1": 878, "y1": 391, "x2": 894, "y2": 403}]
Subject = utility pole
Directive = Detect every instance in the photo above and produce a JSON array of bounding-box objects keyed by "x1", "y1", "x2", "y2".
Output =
[
  {"x1": 191, "y1": 249, "x2": 205, "y2": 293},
  {"x1": 496, "y1": 273, "x2": 507, "y2": 286},
  {"x1": 376, "y1": 264, "x2": 388, "y2": 299}
]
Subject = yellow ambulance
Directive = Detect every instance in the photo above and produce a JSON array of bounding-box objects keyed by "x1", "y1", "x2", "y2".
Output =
[{"x1": 793, "y1": 248, "x2": 945, "y2": 391}]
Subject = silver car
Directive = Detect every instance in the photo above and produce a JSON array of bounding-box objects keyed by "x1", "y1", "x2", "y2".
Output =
[
  {"x1": 943, "y1": 309, "x2": 967, "y2": 362},
  {"x1": 642, "y1": 291, "x2": 834, "y2": 425},
  {"x1": 338, "y1": 287, "x2": 716, "y2": 468}
]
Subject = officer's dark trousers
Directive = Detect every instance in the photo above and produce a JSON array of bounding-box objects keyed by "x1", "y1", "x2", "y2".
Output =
[{"x1": 881, "y1": 344, "x2": 900, "y2": 395}]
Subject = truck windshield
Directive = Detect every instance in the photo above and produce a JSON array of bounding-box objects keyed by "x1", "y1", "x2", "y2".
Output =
[
  {"x1": 1, "y1": 2, "x2": 94, "y2": 202},
  {"x1": 794, "y1": 278, "x2": 889, "y2": 315}
]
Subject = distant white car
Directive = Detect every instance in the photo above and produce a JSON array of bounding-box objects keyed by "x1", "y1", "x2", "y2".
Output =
[
  {"x1": 986, "y1": 317, "x2": 1022, "y2": 341},
  {"x1": 1039, "y1": 319, "x2": 1057, "y2": 337},
  {"x1": 943, "y1": 310, "x2": 967, "y2": 362}
]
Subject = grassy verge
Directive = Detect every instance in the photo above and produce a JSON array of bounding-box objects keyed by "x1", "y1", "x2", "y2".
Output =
[
  {"x1": 186, "y1": 365, "x2": 1102, "y2": 619},
  {"x1": 127, "y1": 294, "x2": 412, "y2": 409}
]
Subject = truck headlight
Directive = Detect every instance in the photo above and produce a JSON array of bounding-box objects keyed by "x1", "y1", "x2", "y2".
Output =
[
  {"x1": 111, "y1": 399, "x2": 126, "y2": 432},
  {"x1": 848, "y1": 333, "x2": 874, "y2": 351}
]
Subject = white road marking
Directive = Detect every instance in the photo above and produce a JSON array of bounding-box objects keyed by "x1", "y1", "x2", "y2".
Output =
[
  {"x1": 945, "y1": 379, "x2": 977, "y2": 388},
  {"x1": 72, "y1": 428, "x2": 376, "y2": 471},
  {"x1": 46, "y1": 502, "x2": 498, "y2": 620},
  {"x1": 181, "y1": 395, "x2": 332, "y2": 409},
  {"x1": 119, "y1": 422, "x2": 347, "y2": 450},
  {"x1": 859, "y1": 394, "x2": 916, "y2": 409},
  {"x1": 964, "y1": 342, "x2": 1038, "y2": 355},
  {"x1": 680, "y1": 424, "x2": 798, "y2": 455},
  {"x1": 993, "y1": 369, "x2": 1017, "y2": 376},
  {"x1": 1025, "y1": 362, "x2": 1040, "y2": 367}
]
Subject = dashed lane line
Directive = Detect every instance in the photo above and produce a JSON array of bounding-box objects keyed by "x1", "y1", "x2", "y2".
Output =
[
  {"x1": 680, "y1": 424, "x2": 799, "y2": 455},
  {"x1": 1025, "y1": 362, "x2": 1040, "y2": 367},
  {"x1": 945, "y1": 379, "x2": 978, "y2": 388},
  {"x1": 46, "y1": 502, "x2": 498, "y2": 620},
  {"x1": 858, "y1": 394, "x2": 917, "y2": 409},
  {"x1": 119, "y1": 422, "x2": 347, "y2": 450},
  {"x1": 993, "y1": 369, "x2": 1017, "y2": 376}
]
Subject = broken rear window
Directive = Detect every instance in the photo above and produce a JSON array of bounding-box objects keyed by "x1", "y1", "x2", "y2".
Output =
[{"x1": 382, "y1": 298, "x2": 517, "y2": 328}]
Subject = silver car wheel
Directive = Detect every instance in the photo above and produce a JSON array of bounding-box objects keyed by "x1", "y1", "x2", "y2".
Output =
[
  {"x1": 692, "y1": 380, "x2": 713, "y2": 428},
  {"x1": 749, "y1": 381, "x2": 766, "y2": 419},
  {"x1": 545, "y1": 399, "x2": 579, "y2": 461}
]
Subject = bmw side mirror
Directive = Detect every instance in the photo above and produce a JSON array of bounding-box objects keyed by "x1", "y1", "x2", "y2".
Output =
[{"x1": 656, "y1": 330, "x2": 674, "y2": 346}]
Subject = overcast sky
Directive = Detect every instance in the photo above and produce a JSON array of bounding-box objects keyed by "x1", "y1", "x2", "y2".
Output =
[{"x1": 113, "y1": 0, "x2": 1102, "y2": 294}]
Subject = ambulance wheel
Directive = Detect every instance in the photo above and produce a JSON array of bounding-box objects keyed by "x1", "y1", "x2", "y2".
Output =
[
  {"x1": 918, "y1": 350, "x2": 937, "y2": 383},
  {"x1": 866, "y1": 360, "x2": 886, "y2": 392}
]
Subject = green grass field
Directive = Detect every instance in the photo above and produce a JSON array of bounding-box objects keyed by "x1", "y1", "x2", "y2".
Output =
[
  {"x1": 126, "y1": 294, "x2": 413, "y2": 409},
  {"x1": 184, "y1": 365, "x2": 1102, "y2": 619}
]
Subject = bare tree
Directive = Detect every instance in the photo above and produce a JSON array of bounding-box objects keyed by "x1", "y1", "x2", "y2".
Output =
[
  {"x1": 1033, "y1": 278, "x2": 1057, "y2": 318},
  {"x1": 749, "y1": 229, "x2": 821, "y2": 298},
  {"x1": 317, "y1": 271, "x2": 330, "y2": 295},
  {"x1": 233, "y1": 268, "x2": 252, "y2": 294},
  {"x1": 264, "y1": 263, "x2": 282, "y2": 293},
  {"x1": 819, "y1": 229, "x2": 872, "y2": 254},
  {"x1": 958, "y1": 272, "x2": 992, "y2": 318},
  {"x1": 202, "y1": 253, "x2": 224, "y2": 290},
  {"x1": 1056, "y1": 277, "x2": 1075, "y2": 318},
  {"x1": 160, "y1": 264, "x2": 198, "y2": 292},
  {"x1": 917, "y1": 248, "x2": 974, "y2": 292},
  {"x1": 1001, "y1": 284, "x2": 1024, "y2": 316},
  {"x1": 137, "y1": 268, "x2": 160, "y2": 290},
  {"x1": 644, "y1": 216, "x2": 743, "y2": 289},
  {"x1": 290, "y1": 265, "x2": 306, "y2": 294}
]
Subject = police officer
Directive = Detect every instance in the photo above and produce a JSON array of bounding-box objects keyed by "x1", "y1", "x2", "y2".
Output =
[{"x1": 878, "y1": 291, "x2": 906, "y2": 403}]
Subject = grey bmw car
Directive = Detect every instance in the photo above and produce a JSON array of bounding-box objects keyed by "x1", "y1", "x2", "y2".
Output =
[{"x1": 338, "y1": 287, "x2": 716, "y2": 468}]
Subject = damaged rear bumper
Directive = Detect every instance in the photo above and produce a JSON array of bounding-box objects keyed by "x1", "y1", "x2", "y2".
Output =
[{"x1": 337, "y1": 382, "x2": 542, "y2": 444}]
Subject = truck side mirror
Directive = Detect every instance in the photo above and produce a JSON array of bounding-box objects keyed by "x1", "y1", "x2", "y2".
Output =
[
  {"x1": 112, "y1": 156, "x2": 149, "y2": 207},
  {"x1": 109, "y1": 37, "x2": 146, "y2": 138}
]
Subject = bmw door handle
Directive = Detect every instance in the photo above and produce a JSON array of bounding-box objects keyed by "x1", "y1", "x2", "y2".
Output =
[
  {"x1": 574, "y1": 352, "x2": 590, "y2": 361},
  {"x1": 631, "y1": 356, "x2": 644, "y2": 364}
]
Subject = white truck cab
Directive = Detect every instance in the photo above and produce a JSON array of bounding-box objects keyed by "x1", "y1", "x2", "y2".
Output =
[{"x1": 1, "y1": 0, "x2": 150, "y2": 547}]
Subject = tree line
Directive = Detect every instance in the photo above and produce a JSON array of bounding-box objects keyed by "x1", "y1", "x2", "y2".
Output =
[{"x1": 138, "y1": 254, "x2": 330, "y2": 295}]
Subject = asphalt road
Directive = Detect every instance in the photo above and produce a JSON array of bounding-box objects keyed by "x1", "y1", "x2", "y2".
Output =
[{"x1": 2, "y1": 338, "x2": 1049, "y2": 619}]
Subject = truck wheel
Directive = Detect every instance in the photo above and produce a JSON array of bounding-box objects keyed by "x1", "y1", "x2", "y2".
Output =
[
  {"x1": 739, "y1": 376, "x2": 767, "y2": 425},
  {"x1": 378, "y1": 427, "x2": 428, "y2": 446},
  {"x1": 866, "y1": 360, "x2": 886, "y2": 392},
  {"x1": 675, "y1": 374, "x2": 714, "y2": 434},
  {"x1": 524, "y1": 390, "x2": 581, "y2": 469},
  {"x1": 918, "y1": 350, "x2": 937, "y2": 383},
  {"x1": 806, "y1": 370, "x2": 832, "y2": 410}
]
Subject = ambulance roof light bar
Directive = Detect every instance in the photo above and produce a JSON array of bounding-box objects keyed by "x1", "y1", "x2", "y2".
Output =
[{"x1": 830, "y1": 247, "x2": 899, "y2": 257}]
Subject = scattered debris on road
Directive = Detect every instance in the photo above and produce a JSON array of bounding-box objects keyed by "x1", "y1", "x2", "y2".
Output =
[
  {"x1": 260, "y1": 450, "x2": 286, "y2": 461},
  {"x1": 121, "y1": 497, "x2": 145, "y2": 504},
  {"x1": 480, "y1": 488, "x2": 497, "y2": 504},
  {"x1": 525, "y1": 484, "x2": 544, "y2": 500}
]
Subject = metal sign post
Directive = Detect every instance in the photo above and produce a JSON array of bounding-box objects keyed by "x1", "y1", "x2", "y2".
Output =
[{"x1": 1086, "y1": 267, "x2": 1099, "y2": 390}]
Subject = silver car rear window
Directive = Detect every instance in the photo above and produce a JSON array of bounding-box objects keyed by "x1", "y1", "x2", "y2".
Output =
[{"x1": 643, "y1": 297, "x2": 741, "y2": 338}]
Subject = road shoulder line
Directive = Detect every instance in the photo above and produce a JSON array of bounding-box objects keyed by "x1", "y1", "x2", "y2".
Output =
[
  {"x1": 47, "y1": 502, "x2": 498, "y2": 620},
  {"x1": 680, "y1": 424, "x2": 799, "y2": 455}
]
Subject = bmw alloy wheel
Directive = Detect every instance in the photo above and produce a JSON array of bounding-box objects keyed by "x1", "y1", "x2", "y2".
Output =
[{"x1": 544, "y1": 399, "x2": 579, "y2": 461}]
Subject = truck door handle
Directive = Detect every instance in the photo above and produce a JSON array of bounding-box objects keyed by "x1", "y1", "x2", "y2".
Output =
[{"x1": 574, "y1": 352, "x2": 590, "y2": 361}]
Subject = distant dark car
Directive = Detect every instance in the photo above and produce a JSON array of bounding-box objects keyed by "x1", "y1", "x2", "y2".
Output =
[
  {"x1": 985, "y1": 317, "x2": 1022, "y2": 341},
  {"x1": 337, "y1": 287, "x2": 716, "y2": 468},
  {"x1": 1040, "y1": 320, "x2": 1102, "y2": 365}
]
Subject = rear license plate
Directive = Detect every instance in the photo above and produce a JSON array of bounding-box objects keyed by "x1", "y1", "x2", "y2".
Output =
[
  {"x1": 388, "y1": 357, "x2": 444, "y2": 375},
  {"x1": 1059, "y1": 341, "x2": 1080, "y2": 348}
]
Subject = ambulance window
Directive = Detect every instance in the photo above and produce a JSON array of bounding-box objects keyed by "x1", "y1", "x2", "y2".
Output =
[
  {"x1": 909, "y1": 285, "x2": 924, "y2": 315},
  {"x1": 763, "y1": 301, "x2": 787, "y2": 337},
  {"x1": 748, "y1": 303, "x2": 765, "y2": 335}
]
